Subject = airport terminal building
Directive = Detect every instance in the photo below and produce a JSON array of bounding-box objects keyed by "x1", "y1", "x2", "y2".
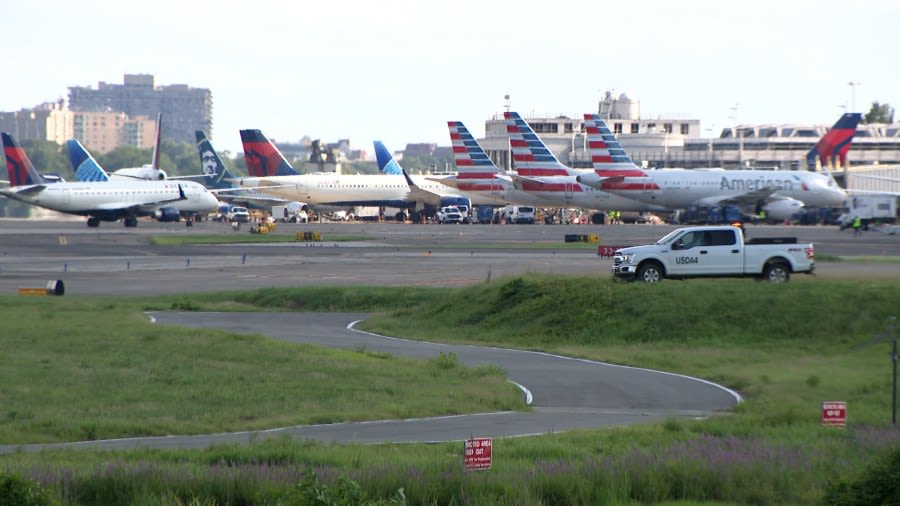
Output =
[{"x1": 478, "y1": 92, "x2": 900, "y2": 184}]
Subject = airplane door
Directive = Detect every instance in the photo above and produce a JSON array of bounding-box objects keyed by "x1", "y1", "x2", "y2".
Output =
[
  {"x1": 565, "y1": 182, "x2": 575, "y2": 201},
  {"x1": 297, "y1": 182, "x2": 308, "y2": 200}
]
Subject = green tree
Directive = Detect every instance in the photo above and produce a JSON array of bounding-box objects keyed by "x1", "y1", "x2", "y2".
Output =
[{"x1": 863, "y1": 102, "x2": 894, "y2": 124}]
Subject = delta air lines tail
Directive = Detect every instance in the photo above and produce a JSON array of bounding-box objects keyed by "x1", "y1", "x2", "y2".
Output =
[
  {"x1": 240, "y1": 130, "x2": 301, "y2": 177},
  {"x1": 806, "y1": 112, "x2": 861, "y2": 170},
  {"x1": 3, "y1": 132, "x2": 48, "y2": 187}
]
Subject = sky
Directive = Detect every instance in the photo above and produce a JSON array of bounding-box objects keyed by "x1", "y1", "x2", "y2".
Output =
[{"x1": 1, "y1": 0, "x2": 897, "y2": 158}]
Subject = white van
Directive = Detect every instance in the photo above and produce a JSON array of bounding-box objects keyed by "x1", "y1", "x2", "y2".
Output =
[{"x1": 504, "y1": 205, "x2": 536, "y2": 224}]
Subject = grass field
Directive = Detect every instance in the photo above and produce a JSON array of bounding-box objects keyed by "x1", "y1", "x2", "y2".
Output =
[{"x1": 1, "y1": 276, "x2": 899, "y2": 505}]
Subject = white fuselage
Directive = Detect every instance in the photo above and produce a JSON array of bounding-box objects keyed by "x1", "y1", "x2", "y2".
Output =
[
  {"x1": 238, "y1": 173, "x2": 507, "y2": 208},
  {"x1": 603, "y1": 169, "x2": 848, "y2": 210},
  {"x1": 515, "y1": 175, "x2": 666, "y2": 212},
  {"x1": 3, "y1": 180, "x2": 218, "y2": 216}
]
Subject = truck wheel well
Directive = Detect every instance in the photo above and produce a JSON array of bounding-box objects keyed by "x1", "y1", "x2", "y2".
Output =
[
  {"x1": 638, "y1": 259, "x2": 665, "y2": 276},
  {"x1": 764, "y1": 257, "x2": 791, "y2": 272}
]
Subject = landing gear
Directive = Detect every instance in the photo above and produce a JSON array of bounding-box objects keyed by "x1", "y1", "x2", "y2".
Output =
[
  {"x1": 124, "y1": 216, "x2": 138, "y2": 228},
  {"x1": 86, "y1": 217, "x2": 100, "y2": 228}
]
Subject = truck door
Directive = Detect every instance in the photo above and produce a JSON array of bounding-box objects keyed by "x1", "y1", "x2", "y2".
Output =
[
  {"x1": 666, "y1": 230, "x2": 707, "y2": 276},
  {"x1": 703, "y1": 229, "x2": 742, "y2": 274}
]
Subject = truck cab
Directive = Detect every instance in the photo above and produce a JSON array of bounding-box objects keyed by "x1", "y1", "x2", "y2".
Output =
[{"x1": 612, "y1": 225, "x2": 815, "y2": 283}]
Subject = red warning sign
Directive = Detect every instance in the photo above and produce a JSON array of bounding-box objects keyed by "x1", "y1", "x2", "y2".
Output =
[
  {"x1": 464, "y1": 437, "x2": 492, "y2": 471},
  {"x1": 822, "y1": 401, "x2": 847, "y2": 427}
]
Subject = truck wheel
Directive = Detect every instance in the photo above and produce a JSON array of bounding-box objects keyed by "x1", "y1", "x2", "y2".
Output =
[
  {"x1": 635, "y1": 262, "x2": 663, "y2": 283},
  {"x1": 763, "y1": 262, "x2": 790, "y2": 283}
]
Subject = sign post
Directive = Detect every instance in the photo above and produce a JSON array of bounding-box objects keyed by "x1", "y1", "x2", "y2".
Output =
[
  {"x1": 464, "y1": 437, "x2": 492, "y2": 471},
  {"x1": 822, "y1": 401, "x2": 847, "y2": 427}
]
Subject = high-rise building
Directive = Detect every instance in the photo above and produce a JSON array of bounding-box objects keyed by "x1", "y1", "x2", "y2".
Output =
[
  {"x1": 72, "y1": 111, "x2": 157, "y2": 154},
  {"x1": 68, "y1": 74, "x2": 212, "y2": 144},
  {"x1": 0, "y1": 100, "x2": 73, "y2": 145}
]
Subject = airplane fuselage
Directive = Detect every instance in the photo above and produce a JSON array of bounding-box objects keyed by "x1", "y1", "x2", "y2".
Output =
[
  {"x1": 239, "y1": 173, "x2": 506, "y2": 208},
  {"x1": 601, "y1": 169, "x2": 848, "y2": 209},
  {"x1": 3, "y1": 180, "x2": 218, "y2": 217}
]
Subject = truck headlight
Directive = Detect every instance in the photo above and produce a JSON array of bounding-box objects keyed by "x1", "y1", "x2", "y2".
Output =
[{"x1": 618, "y1": 253, "x2": 635, "y2": 264}]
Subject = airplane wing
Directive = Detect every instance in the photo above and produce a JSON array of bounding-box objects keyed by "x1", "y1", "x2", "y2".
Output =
[
  {"x1": 401, "y1": 170, "x2": 443, "y2": 206},
  {"x1": 92, "y1": 185, "x2": 188, "y2": 212},
  {"x1": 710, "y1": 186, "x2": 779, "y2": 208},
  {"x1": 427, "y1": 176, "x2": 461, "y2": 189},
  {"x1": 509, "y1": 174, "x2": 552, "y2": 190}
]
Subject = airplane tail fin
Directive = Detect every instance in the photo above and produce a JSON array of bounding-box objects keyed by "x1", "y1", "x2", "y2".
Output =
[
  {"x1": 373, "y1": 141, "x2": 404, "y2": 175},
  {"x1": 503, "y1": 111, "x2": 573, "y2": 176},
  {"x1": 67, "y1": 139, "x2": 110, "y2": 182},
  {"x1": 151, "y1": 113, "x2": 162, "y2": 171},
  {"x1": 239, "y1": 129, "x2": 300, "y2": 177},
  {"x1": 195, "y1": 131, "x2": 235, "y2": 188},
  {"x1": 448, "y1": 121, "x2": 502, "y2": 177},
  {"x1": 2, "y1": 132, "x2": 47, "y2": 186},
  {"x1": 806, "y1": 112, "x2": 861, "y2": 171}
]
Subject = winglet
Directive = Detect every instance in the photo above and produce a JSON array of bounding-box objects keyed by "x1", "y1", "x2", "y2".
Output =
[
  {"x1": 239, "y1": 129, "x2": 300, "y2": 177},
  {"x1": 67, "y1": 139, "x2": 110, "y2": 182},
  {"x1": 2, "y1": 132, "x2": 46, "y2": 186},
  {"x1": 177, "y1": 183, "x2": 187, "y2": 200},
  {"x1": 373, "y1": 141, "x2": 404, "y2": 175}
]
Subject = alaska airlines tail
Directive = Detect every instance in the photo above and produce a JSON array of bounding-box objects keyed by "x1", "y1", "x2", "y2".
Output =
[
  {"x1": 195, "y1": 131, "x2": 236, "y2": 188},
  {"x1": 373, "y1": 141, "x2": 404, "y2": 175},
  {"x1": 239, "y1": 129, "x2": 300, "y2": 177},
  {"x1": 806, "y1": 112, "x2": 861, "y2": 171},
  {"x1": 2, "y1": 132, "x2": 47, "y2": 186},
  {"x1": 503, "y1": 111, "x2": 573, "y2": 176},
  {"x1": 67, "y1": 140, "x2": 111, "y2": 182}
]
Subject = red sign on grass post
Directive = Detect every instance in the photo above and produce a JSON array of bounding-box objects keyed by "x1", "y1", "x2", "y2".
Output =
[
  {"x1": 822, "y1": 401, "x2": 847, "y2": 427},
  {"x1": 464, "y1": 437, "x2": 492, "y2": 471}
]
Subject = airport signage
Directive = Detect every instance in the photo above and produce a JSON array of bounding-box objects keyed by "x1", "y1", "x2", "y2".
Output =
[
  {"x1": 822, "y1": 401, "x2": 846, "y2": 427},
  {"x1": 464, "y1": 437, "x2": 492, "y2": 471}
]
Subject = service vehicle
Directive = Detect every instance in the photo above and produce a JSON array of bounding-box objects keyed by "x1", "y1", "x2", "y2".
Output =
[
  {"x1": 436, "y1": 206, "x2": 464, "y2": 224},
  {"x1": 226, "y1": 206, "x2": 250, "y2": 223},
  {"x1": 503, "y1": 205, "x2": 536, "y2": 224},
  {"x1": 612, "y1": 225, "x2": 814, "y2": 283}
]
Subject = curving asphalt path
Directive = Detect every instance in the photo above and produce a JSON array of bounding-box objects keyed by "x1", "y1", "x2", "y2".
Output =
[{"x1": 0, "y1": 312, "x2": 740, "y2": 453}]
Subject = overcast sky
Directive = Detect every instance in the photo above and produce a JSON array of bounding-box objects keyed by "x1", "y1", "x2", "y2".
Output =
[{"x1": 1, "y1": 0, "x2": 896, "y2": 157}]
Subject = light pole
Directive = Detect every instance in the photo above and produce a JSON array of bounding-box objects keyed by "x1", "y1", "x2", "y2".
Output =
[
  {"x1": 730, "y1": 104, "x2": 742, "y2": 167},
  {"x1": 705, "y1": 127, "x2": 714, "y2": 167},
  {"x1": 848, "y1": 81, "x2": 862, "y2": 112}
]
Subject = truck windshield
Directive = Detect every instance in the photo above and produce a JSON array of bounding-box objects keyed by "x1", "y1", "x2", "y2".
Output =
[{"x1": 656, "y1": 230, "x2": 684, "y2": 245}]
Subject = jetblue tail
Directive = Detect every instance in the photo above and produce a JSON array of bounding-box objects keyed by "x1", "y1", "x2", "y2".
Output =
[
  {"x1": 373, "y1": 141, "x2": 404, "y2": 175},
  {"x1": 195, "y1": 131, "x2": 236, "y2": 188},
  {"x1": 2, "y1": 132, "x2": 47, "y2": 186},
  {"x1": 806, "y1": 113, "x2": 861, "y2": 171},
  {"x1": 67, "y1": 140, "x2": 110, "y2": 182},
  {"x1": 503, "y1": 111, "x2": 573, "y2": 176},
  {"x1": 239, "y1": 129, "x2": 300, "y2": 177}
]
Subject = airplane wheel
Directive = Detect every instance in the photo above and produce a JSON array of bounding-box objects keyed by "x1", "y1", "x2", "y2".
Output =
[
  {"x1": 87, "y1": 217, "x2": 100, "y2": 228},
  {"x1": 124, "y1": 217, "x2": 138, "y2": 228}
]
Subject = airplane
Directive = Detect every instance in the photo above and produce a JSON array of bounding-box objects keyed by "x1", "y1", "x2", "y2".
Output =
[
  {"x1": 70, "y1": 114, "x2": 215, "y2": 183},
  {"x1": 1, "y1": 132, "x2": 219, "y2": 227},
  {"x1": 436, "y1": 120, "x2": 558, "y2": 208},
  {"x1": 194, "y1": 130, "x2": 302, "y2": 213},
  {"x1": 575, "y1": 113, "x2": 856, "y2": 221},
  {"x1": 503, "y1": 111, "x2": 666, "y2": 220},
  {"x1": 236, "y1": 129, "x2": 498, "y2": 222}
]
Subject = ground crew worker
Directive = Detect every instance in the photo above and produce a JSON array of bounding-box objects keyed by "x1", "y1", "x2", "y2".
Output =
[{"x1": 852, "y1": 216, "x2": 862, "y2": 236}]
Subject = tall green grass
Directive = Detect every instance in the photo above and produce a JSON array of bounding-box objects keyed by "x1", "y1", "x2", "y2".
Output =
[{"x1": 2, "y1": 276, "x2": 899, "y2": 505}]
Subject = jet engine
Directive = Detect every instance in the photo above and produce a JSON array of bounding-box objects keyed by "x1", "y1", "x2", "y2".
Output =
[
  {"x1": 762, "y1": 198, "x2": 804, "y2": 221},
  {"x1": 153, "y1": 207, "x2": 181, "y2": 222}
]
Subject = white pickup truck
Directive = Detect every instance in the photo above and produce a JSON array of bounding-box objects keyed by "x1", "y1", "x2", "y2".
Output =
[{"x1": 612, "y1": 225, "x2": 815, "y2": 283}]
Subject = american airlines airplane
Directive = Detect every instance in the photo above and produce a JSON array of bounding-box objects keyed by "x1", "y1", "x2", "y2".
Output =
[
  {"x1": 1, "y1": 132, "x2": 219, "y2": 227},
  {"x1": 575, "y1": 113, "x2": 857, "y2": 220},
  {"x1": 503, "y1": 111, "x2": 666, "y2": 219},
  {"x1": 236, "y1": 129, "x2": 502, "y2": 221}
]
